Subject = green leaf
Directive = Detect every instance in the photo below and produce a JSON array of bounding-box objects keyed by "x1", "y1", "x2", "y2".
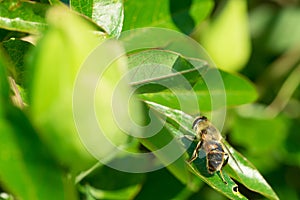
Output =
[
  {"x1": 147, "y1": 137, "x2": 190, "y2": 185},
  {"x1": 28, "y1": 6, "x2": 144, "y2": 173},
  {"x1": 83, "y1": 184, "x2": 141, "y2": 200},
  {"x1": 2, "y1": 39, "x2": 33, "y2": 85},
  {"x1": 144, "y1": 101, "x2": 278, "y2": 200},
  {"x1": 27, "y1": 7, "x2": 102, "y2": 172},
  {"x1": 70, "y1": 0, "x2": 93, "y2": 17},
  {"x1": 138, "y1": 69, "x2": 257, "y2": 113},
  {"x1": 0, "y1": 106, "x2": 77, "y2": 200},
  {"x1": 138, "y1": 114, "x2": 190, "y2": 184},
  {"x1": 0, "y1": 29, "x2": 27, "y2": 42},
  {"x1": 79, "y1": 165, "x2": 144, "y2": 200},
  {"x1": 223, "y1": 140, "x2": 279, "y2": 200},
  {"x1": 70, "y1": 0, "x2": 124, "y2": 37},
  {"x1": 127, "y1": 49, "x2": 208, "y2": 94},
  {"x1": 200, "y1": 0, "x2": 251, "y2": 71},
  {"x1": 89, "y1": 42, "x2": 144, "y2": 159},
  {"x1": 192, "y1": 70, "x2": 258, "y2": 108},
  {"x1": 126, "y1": 49, "x2": 257, "y2": 114},
  {"x1": 134, "y1": 168, "x2": 185, "y2": 200},
  {"x1": 0, "y1": 47, "x2": 10, "y2": 101},
  {"x1": 123, "y1": 0, "x2": 214, "y2": 34},
  {"x1": 144, "y1": 102, "x2": 247, "y2": 199},
  {"x1": 0, "y1": 1, "x2": 48, "y2": 34}
]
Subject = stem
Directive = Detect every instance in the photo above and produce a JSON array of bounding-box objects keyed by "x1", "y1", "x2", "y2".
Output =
[{"x1": 265, "y1": 63, "x2": 300, "y2": 117}]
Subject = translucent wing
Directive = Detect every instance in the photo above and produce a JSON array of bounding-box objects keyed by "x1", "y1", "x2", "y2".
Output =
[{"x1": 222, "y1": 139, "x2": 243, "y2": 173}]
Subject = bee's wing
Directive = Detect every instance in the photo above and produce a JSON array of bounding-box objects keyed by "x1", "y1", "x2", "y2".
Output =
[
  {"x1": 183, "y1": 135, "x2": 196, "y2": 141},
  {"x1": 198, "y1": 147, "x2": 206, "y2": 159},
  {"x1": 222, "y1": 139, "x2": 243, "y2": 173}
]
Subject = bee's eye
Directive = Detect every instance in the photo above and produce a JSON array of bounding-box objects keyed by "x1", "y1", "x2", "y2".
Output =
[{"x1": 192, "y1": 116, "x2": 207, "y2": 129}]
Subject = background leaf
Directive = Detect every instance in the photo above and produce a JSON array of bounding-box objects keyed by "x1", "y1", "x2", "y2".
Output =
[
  {"x1": 0, "y1": 1, "x2": 48, "y2": 34},
  {"x1": 0, "y1": 48, "x2": 10, "y2": 101},
  {"x1": 70, "y1": 0, "x2": 124, "y2": 37},
  {"x1": 128, "y1": 49, "x2": 208, "y2": 94},
  {"x1": 123, "y1": 0, "x2": 214, "y2": 34},
  {"x1": 79, "y1": 164, "x2": 144, "y2": 200},
  {"x1": 0, "y1": 106, "x2": 77, "y2": 200},
  {"x1": 2, "y1": 39, "x2": 33, "y2": 86},
  {"x1": 27, "y1": 7, "x2": 102, "y2": 172},
  {"x1": 199, "y1": 0, "x2": 251, "y2": 71},
  {"x1": 138, "y1": 121, "x2": 190, "y2": 184},
  {"x1": 138, "y1": 68, "x2": 257, "y2": 113},
  {"x1": 134, "y1": 168, "x2": 185, "y2": 200},
  {"x1": 1, "y1": 50, "x2": 75, "y2": 200}
]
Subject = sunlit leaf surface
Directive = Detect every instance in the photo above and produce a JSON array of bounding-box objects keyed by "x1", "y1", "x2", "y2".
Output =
[{"x1": 71, "y1": 0, "x2": 123, "y2": 36}]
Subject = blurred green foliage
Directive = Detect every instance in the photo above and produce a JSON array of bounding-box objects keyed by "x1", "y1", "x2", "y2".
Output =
[{"x1": 0, "y1": 0, "x2": 300, "y2": 199}]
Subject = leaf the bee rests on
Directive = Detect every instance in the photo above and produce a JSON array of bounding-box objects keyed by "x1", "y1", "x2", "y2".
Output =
[{"x1": 145, "y1": 101, "x2": 279, "y2": 200}]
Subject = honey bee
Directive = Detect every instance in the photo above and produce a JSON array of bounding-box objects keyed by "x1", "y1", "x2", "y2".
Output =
[{"x1": 188, "y1": 116, "x2": 233, "y2": 184}]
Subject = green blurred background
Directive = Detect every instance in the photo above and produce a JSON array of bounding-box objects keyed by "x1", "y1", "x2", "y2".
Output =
[{"x1": 1, "y1": 0, "x2": 300, "y2": 199}]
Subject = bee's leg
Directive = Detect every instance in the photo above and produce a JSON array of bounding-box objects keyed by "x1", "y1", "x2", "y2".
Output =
[
  {"x1": 219, "y1": 170, "x2": 228, "y2": 185},
  {"x1": 188, "y1": 141, "x2": 202, "y2": 163},
  {"x1": 223, "y1": 153, "x2": 229, "y2": 167}
]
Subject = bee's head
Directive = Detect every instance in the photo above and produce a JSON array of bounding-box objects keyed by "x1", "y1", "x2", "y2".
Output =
[{"x1": 192, "y1": 116, "x2": 208, "y2": 130}]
